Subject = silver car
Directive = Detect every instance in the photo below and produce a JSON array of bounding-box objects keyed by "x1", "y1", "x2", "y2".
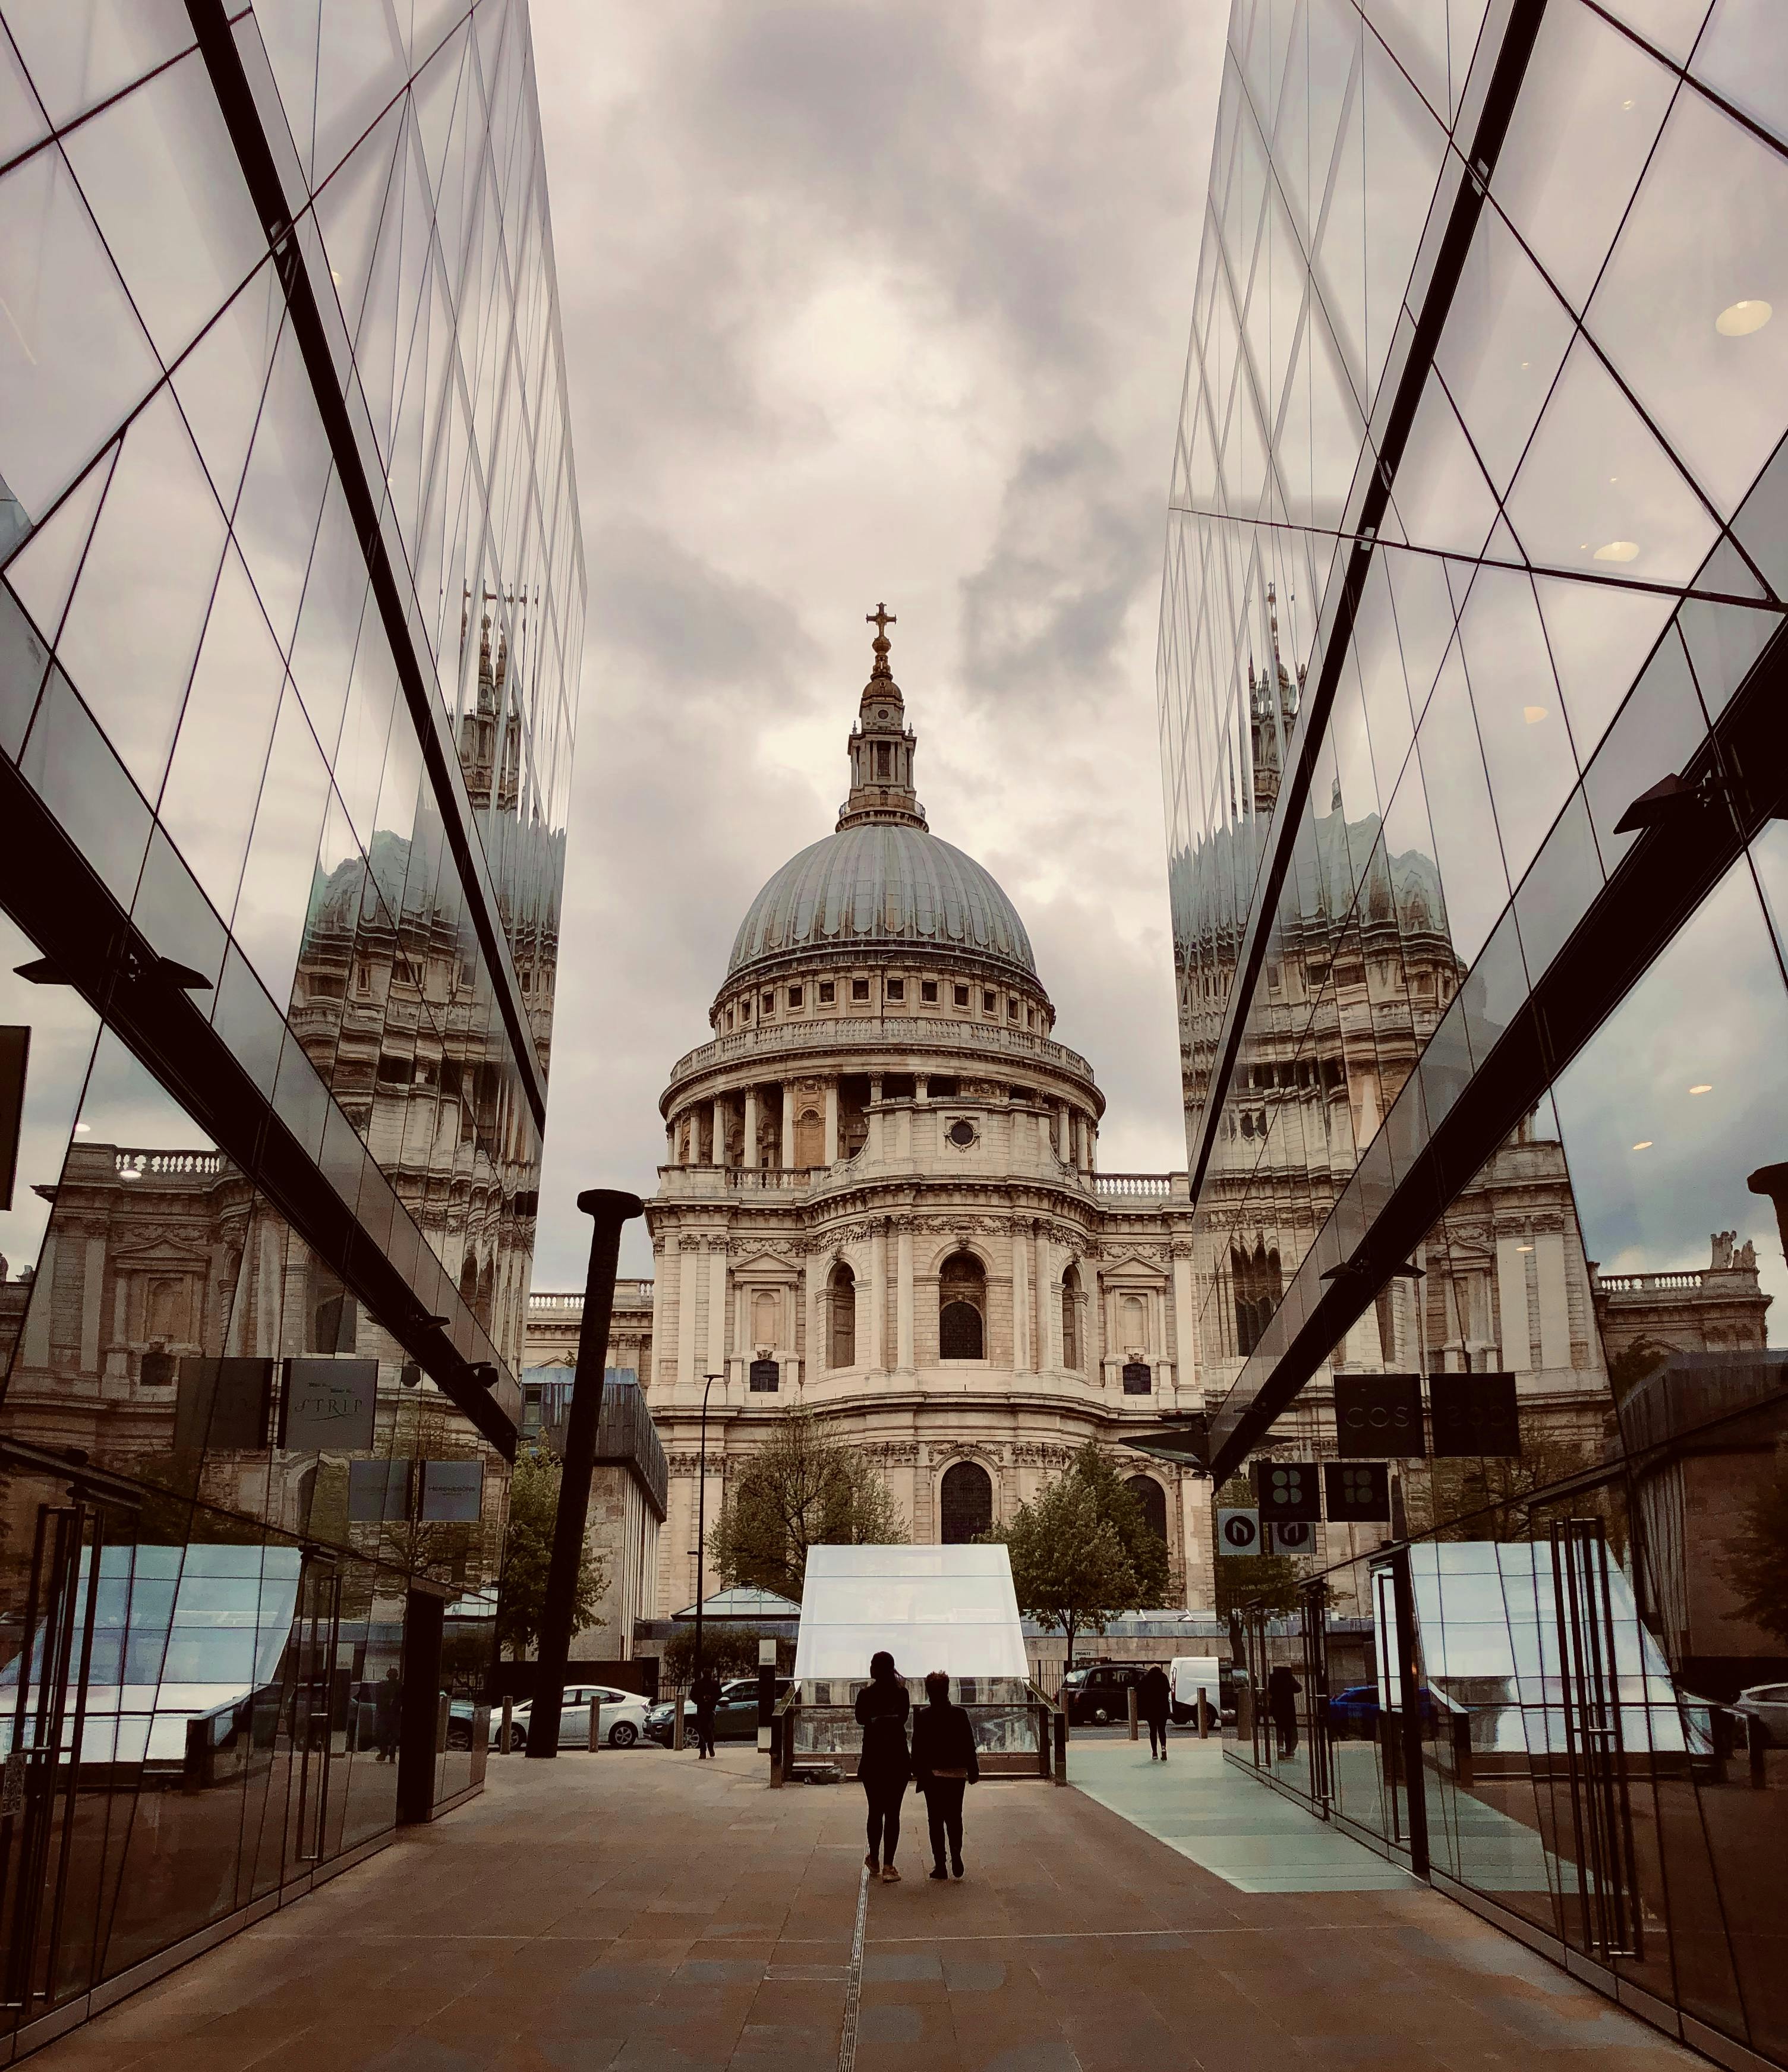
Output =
[
  {"x1": 504, "y1": 1684, "x2": 651, "y2": 1751},
  {"x1": 1733, "y1": 1682, "x2": 1788, "y2": 1748}
]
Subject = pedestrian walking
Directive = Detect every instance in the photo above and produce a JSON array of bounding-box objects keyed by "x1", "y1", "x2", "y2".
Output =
[
  {"x1": 1138, "y1": 1663, "x2": 1171, "y2": 1762},
  {"x1": 854, "y1": 1651, "x2": 911, "y2": 1883},
  {"x1": 373, "y1": 1669, "x2": 401, "y2": 1764},
  {"x1": 910, "y1": 1670, "x2": 978, "y2": 1881},
  {"x1": 692, "y1": 1667, "x2": 721, "y2": 1759},
  {"x1": 1267, "y1": 1663, "x2": 1301, "y2": 1758}
]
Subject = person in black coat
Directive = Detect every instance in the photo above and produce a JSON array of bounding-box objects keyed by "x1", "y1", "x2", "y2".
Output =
[
  {"x1": 692, "y1": 1669, "x2": 722, "y2": 1759},
  {"x1": 1137, "y1": 1664, "x2": 1172, "y2": 1762},
  {"x1": 854, "y1": 1651, "x2": 911, "y2": 1882},
  {"x1": 1267, "y1": 1663, "x2": 1301, "y2": 1757},
  {"x1": 910, "y1": 1671, "x2": 979, "y2": 1880}
]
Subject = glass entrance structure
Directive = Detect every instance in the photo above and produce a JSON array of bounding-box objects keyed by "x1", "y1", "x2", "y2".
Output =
[
  {"x1": 0, "y1": 0, "x2": 581, "y2": 2049},
  {"x1": 1159, "y1": 2, "x2": 1788, "y2": 2064}
]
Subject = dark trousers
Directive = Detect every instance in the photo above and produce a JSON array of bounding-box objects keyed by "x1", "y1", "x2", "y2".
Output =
[
  {"x1": 923, "y1": 1778, "x2": 965, "y2": 1867},
  {"x1": 863, "y1": 1777, "x2": 906, "y2": 1864},
  {"x1": 1273, "y1": 1710, "x2": 1298, "y2": 1756},
  {"x1": 696, "y1": 1710, "x2": 715, "y2": 1757},
  {"x1": 1146, "y1": 1717, "x2": 1167, "y2": 1756}
]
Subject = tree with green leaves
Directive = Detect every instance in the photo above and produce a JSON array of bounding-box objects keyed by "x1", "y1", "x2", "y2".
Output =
[
  {"x1": 494, "y1": 1449, "x2": 608, "y2": 1659},
  {"x1": 661, "y1": 1625, "x2": 793, "y2": 1683},
  {"x1": 986, "y1": 1444, "x2": 1163, "y2": 1669},
  {"x1": 709, "y1": 1408, "x2": 907, "y2": 1601},
  {"x1": 1720, "y1": 1471, "x2": 1788, "y2": 1648}
]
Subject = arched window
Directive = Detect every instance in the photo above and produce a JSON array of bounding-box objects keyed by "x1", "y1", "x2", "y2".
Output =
[
  {"x1": 1125, "y1": 1475, "x2": 1168, "y2": 1544},
  {"x1": 795, "y1": 1105, "x2": 824, "y2": 1165},
  {"x1": 1120, "y1": 1292, "x2": 1147, "y2": 1351},
  {"x1": 939, "y1": 1251, "x2": 985, "y2": 1360},
  {"x1": 941, "y1": 1461, "x2": 993, "y2": 1543},
  {"x1": 1232, "y1": 1238, "x2": 1282, "y2": 1356},
  {"x1": 752, "y1": 1288, "x2": 779, "y2": 1348},
  {"x1": 828, "y1": 1262, "x2": 856, "y2": 1368},
  {"x1": 1061, "y1": 1263, "x2": 1081, "y2": 1371}
]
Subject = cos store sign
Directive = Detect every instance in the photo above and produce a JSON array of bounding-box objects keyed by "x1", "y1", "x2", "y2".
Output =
[{"x1": 1333, "y1": 1374, "x2": 1425, "y2": 1456}]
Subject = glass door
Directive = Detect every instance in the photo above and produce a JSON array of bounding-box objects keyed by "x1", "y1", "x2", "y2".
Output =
[{"x1": 282, "y1": 1559, "x2": 340, "y2": 1871}]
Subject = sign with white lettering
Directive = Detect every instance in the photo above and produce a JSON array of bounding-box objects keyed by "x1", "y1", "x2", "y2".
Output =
[
  {"x1": 348, "y1": 1459, "x2": 411, "y2": 1522},
  {"x1": 420, "y1": 1458, "x2": 484, "y2": 1522},
  {"x1": 1335, "y1": 1374, "x2": 1426, "y2": 1456},
  {"x1": 280, "y1": 1358, "x2": 379, "y2": 1453},
  {"x1": 1430, "y1": 1373, "x2": 1521, "y2": 1458}
]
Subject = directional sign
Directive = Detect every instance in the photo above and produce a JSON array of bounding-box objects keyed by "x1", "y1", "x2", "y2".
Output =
[
  {"x1": 1216, "y1": 1508, "x2": 1261, "y2": 1556},
  {"x1": 1254, "y1": 1459, "x2": 1322, "y2": 1523},
  {"x1": 1334, "y1": 1374, "x2": 1425, "y2": 1456},
  {"x1": 1267, "y1": 1520, "x2": 1315, "y2": 1555},
  {"x1": 1430, "y1": 1373, "x2": 1521, "y2": 1457},
  {"x1": 1323, "y1": 1460, "x2": 1391, "y2": 1523}
]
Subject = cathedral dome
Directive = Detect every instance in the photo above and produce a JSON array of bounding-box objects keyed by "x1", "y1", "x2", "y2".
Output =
[{"x1": 727, "y1": 823, "x2": 1036, "y2": 979}]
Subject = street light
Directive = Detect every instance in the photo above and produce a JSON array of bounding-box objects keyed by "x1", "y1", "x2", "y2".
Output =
[{"x1": 692, "y1": 1371, "x2": 725, "y2": 1705}]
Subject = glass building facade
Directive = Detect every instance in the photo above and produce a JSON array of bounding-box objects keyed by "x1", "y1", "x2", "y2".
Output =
[
  {"x1": 0, "y1": 0, "x2": 580, "y2": 2048},
  {"x1": 1159, "y1": 2, "x2": 1788, "y2": 2064}
]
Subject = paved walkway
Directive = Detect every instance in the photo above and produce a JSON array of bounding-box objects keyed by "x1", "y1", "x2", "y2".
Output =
[{"x1": 30, "y1": 1741, "x2": 1700, "y2": 2072}]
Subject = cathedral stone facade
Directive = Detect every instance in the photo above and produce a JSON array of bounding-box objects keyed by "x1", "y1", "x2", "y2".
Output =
[{"x1": 635, "y1": 613, "x2": 1211, "y2": 1619}]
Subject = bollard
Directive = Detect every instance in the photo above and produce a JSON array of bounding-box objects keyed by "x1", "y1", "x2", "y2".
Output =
[
  {"x1": 588, "y1": 1693, "x2": 600, "y2": 1753},
  {"x1": 1052, "y1": 1707, "x2": 1068, "y2": 1784},
  {"x1": 673, "y1": 1691, "x2": 685, "y2": 1752},
  {"x1": 1197, "y1": 1687, "x2": 1209, "y2": 1740},
  {"x1": 1128, "y1": 1686, "x2": 1139, "y2": 1741},
  {"x1": 1752, "y1": 1720, "x2": 1768, "y2": 1790},
  {"x1": 499, "y1": 1696, "x2": 512, "y2": 1756}
]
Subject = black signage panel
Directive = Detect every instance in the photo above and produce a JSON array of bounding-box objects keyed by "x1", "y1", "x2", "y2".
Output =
[
  {"x1": 1430, "y1": 1373, "x2": 1521, "y2": 1457},
  {"x1": 1253, "y1": 1459, "x2": 1322, "y2": 1523},
  {"x1": 1267, "y1": 1520, "x2": 1315, "y2": 1555},
  {"x1": 175, "y1": 1357, "x2": 273, "y2": 1453},
  {"x1": 749, "y1": 1358, "x2": 780, "y2": 1393},
  {"x1": 1323, "y1": 1460, "x2": 1391, "y2": 1523},
  {"x1": 1334, "y1": 1374, "x2": 1426, "y2": 1457}
]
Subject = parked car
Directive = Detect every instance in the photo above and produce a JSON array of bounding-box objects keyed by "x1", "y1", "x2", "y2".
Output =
[
  {"x1": 1325, "y1": 1683, "x2": 1440, "y2": 1739},
  {"x1": 1733, "y1": 1682, "x2": 1788, "y2": 1748},
  {"x1": 644, "y1": 1676, "x2": 792, "y2": 1746},
  {"x1": 1059, "y1": 1661, "x2": 1166, "y2": 1727},
  {"x1": 500, "y1": 1685, "x2": 653, "y2": 1751}
]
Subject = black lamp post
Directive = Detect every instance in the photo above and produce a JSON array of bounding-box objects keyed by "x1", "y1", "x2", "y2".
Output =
[
  {"x1": 692, "y1": 1371, "x2": 724, "y2": 1707},
  {"x1": 525, "y1": 1188, "x2": 644, "y2": 1759}
]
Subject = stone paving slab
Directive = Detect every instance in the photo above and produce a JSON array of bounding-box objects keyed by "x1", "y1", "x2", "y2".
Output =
[{"x1": 23, "y1": 1740, "x2": 1706, "y2": 2071}]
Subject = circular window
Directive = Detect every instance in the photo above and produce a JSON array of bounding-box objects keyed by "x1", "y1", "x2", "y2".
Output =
[
  {"x1": 947, "y1": 1119, "x2": 976, "y2": 1149},
  {"x1": 877, "y1": 708, "x2": 890, "y2": 721}
]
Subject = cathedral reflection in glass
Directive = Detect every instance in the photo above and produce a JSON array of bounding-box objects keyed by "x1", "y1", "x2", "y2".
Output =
[
  {"x1": 1161, "y1": 2, "x2": 1788, "y2": 2063},
  {"x1": 0, "y1": 0, "x2": 580, "y2": 2044}
]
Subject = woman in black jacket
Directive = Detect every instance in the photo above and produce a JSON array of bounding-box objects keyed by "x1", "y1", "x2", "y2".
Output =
[
  {"x1": 910, "y1": 1670, "x2": 979, "y2": 1881},
  {"x1": 854, "y1": 1651, "x2": 912, "y2": 1882}
]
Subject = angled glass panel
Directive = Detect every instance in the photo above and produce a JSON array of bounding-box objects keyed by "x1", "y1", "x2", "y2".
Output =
[
  {"x1": 1579, "y1": 623, "x2": 1711, "y2": 874},
  {"x1": 170, "y1": 264, "x2": 283, "y2": 520},
  {"x1": 1692, "y1": 0, "x2": 1788, "y2": 148},
  {"x1": 311, "y1": 2, "x2": 409, "y2": 187},
  {"x1": 0, "y1": 444, "x2": 116, "y2": 653},
  {"x1": 61, "y1": 51, "x2": 267, "y2": 367},
  {"x1": 1414, "y1": 635, "x2": 1510, "y2": 965},
  {"x1": 18, "y1": 664, "x2": 152, "y2": 905},
  {"x1": 1531, "y1": 571, "x2": 1676, "y2": 764},
  {"x1": 1389, "y1": 375, "x2": 1500, "y2": 559},
  {"x1": 0, "y1": 143, "x2": 159, "y2": 519},
  {"x1": 231, "y1": 685, "x2": 334, "y2": 1013},
  {"x1": 2, "y1": 0, "x2": 194, "y2": 128},
  {"x1": 1586, "y1": 85, "x2": 1788, "y2": 520},
  {"x1": 1488, "y1": 2, "x2": 1676, "y2": 316},
  {"x1": 55, "y1": 389, "x2": 226, "y2": 800},
  {"x1": 156, "y1": 545, "x2": 285, "y2": 919},
  {"x1": 1360, "y1": 29, "x2": 1448, "y2": 401},
  {"x1": 230, "y1": 321, "x2": 333, "y2": 656},
  {"x1": 1504, "y1": 336, "x2": 1719, "y2": 586},
  {"x1": 1456, "y1": 563, "x2": 1576, "y2": 886},
  {"x1": 0, "y1": 30, "x2": 46, "y2": 168}
]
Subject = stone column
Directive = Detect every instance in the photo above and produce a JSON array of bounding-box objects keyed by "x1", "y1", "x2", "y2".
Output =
[
  {"x1": 664, "y1": 1122, "x2": 676, "y2": 1165},
  {"x1": 868, "y1": 1076, "x2": 884, "y2": 1160},
  {"x1": 711, "y1": 1097, "x2": 726, "y2": 1169},
  {"x1": 1170, "y1": 1244, "x2": 1198, "y2": 1393},
  {"x1": 824, "y1": 1081, "x2": 839, "y2": 1164},
  {"x1": 869, "y1": 1221, "x2": 887, "y2": 1371},
  {"x1": 743, "y1": 1087, "x2": 759, "y2": 1169},
  {"x1": 781, "y1": 1080, "x2": 796, "y2": 1168},
  {"x1": 707, "y1": 1242, "x2": 729, "y2": 1378},
  {"x1": 1055, "y1": 1100, "x2": 1070, "y2": 1161},
  {"x1": 1037, "y1": 1232, "x2": 1058, "y2": 1371},
  {"x1": 803, "y1": 1248, "x2": 822, "y2": 1376},
  {"x1": 915, "y1": 1073, "x2": 929, "y2": 1100},
  {"x1": 1012, "y1": 1222, "x2": 1031, "y2": 1372},
  {"x1": 674, "y1": 1235, "x2": 698, "y2": 1388},
  {"x1": 896, "y1": 1220, "x2": 915, "y2": 1371},
  {"x1": 1535, "y1": 1231, "x2": 1571, "y2": 1371}
]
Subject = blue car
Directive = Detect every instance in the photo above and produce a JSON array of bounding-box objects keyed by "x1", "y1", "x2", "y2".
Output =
[{"x1": 1326, "y1": 1683, "x2": 1440, "y2": 1737}]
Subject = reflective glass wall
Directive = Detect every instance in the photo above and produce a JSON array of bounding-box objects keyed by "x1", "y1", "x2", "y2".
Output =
[
  {"x1": 1163, "y1": 2, "x2": 1788, "y2": 2061},
  {"x1": 0, "y1": 0, "x2": 577, "y2": 2042}
]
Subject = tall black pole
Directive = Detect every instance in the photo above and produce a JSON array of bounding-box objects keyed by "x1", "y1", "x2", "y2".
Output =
[
  {"x1": 525, "y1": 1188, "x2": 644, "y2": 1758},
  {"x1": 692, "y1": 1372, "x2": 723, "y2": 1705}
]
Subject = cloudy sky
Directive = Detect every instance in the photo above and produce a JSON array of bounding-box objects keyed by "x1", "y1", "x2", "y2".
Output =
[{"x1": 525, "y1": 2, "x2": 1228, "y2": 1285}]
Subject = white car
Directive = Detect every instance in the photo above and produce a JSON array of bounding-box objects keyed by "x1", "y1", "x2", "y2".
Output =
[
  {"x1": 504, "y1": 1684, "x2": 652, "y2": 1751},
  {"x1": 1733, "y1": 1682, "x2": 1788, "y2": 1749}
]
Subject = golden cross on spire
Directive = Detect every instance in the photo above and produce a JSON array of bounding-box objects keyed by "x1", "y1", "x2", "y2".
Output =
[{"x1": 866, "y1": 603, "x2": 896, "y2": 638}]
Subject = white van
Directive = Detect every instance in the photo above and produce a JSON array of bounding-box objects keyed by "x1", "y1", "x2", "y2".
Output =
[{"x1": 1169, "y1": 1655, "x2": 1221, "y2": 1729}]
